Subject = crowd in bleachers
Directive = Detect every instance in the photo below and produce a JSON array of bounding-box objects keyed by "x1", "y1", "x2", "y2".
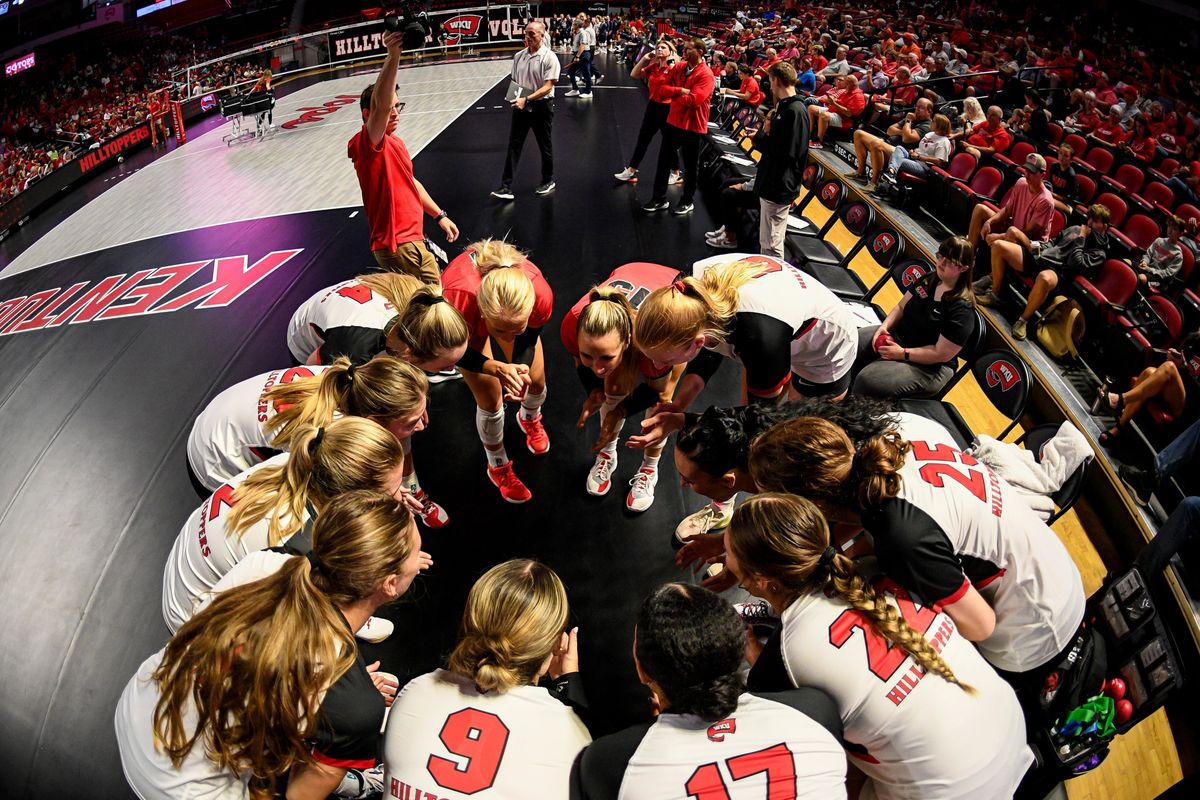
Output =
[{"x1": 646, "y1": 2, "x2": 1200, "y2": 462}]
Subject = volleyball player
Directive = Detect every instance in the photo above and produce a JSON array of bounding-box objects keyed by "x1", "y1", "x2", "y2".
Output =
[
  {"x1": 749, "y1": 415, "x2": 1086, "y2": 675},
  {"x1": 727, "y1": 494, "x2": 1033, "y2": 800},
  {"x1": 443, "y1": 239, "x2": 554, "y2": 503},
  {"x1": 560, "y1": 262, "x2": 684, "y2": 510},
  {"x1": 383, "y1": 560, "x2": 590, "y2": 797},
  {"x1": 162, "y1": 418, "x2": 408, "y2": 633},
  {"x1": 288, "y1": 272, "x2": 421, "y2": 364},
  {"x1": 118, "y1": 490, "x2": 423, "y2": 800},
  {"x1": 573, "y1": 583, "x2": 847, "y2": 799}
]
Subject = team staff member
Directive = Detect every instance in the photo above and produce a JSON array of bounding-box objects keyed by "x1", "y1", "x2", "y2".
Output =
[
  {"x1": 749, "y1": 415, "x2": 1086, "y2": 675},
  {"x1": 851, "y1": 236, "x2": 976, "y2": 399},
  {"x1": 561, "y1": 262, "x2": 684, "y2": 510},
  {"x1": 729, "y1": 494, "x2": 1033, "y2": 800},
  {"x1": 642, "y1": 38, "x2": 714, "y2": 216},
  {"x1": 492, "y1": 21, "x2": 559, "y2": 200},
  {"x1": 288, "y1": 277, "x2": 469, "y2": 372},
  {"x1": 349, "y1": 31, "x2": 458, "y2": 286},
  {"x1": 118, "y1": 491, "x2": 424, "y2": 800},
  {"x1": 162, "y1": 419, "x2": 409, "y2": 632},
  {"x1": 631, "y1": 254, "x2": 858, "y2": 438},
  {"x1": 614, "y1": 40, "x2": 680, "y2": 184},
  {"x1": 753, "y1": 62, "x2": 808, "y2": 259},
  {"x1": 443, "y1": 240, "x2": 554, "y2": 504},
  {"x1": 384, "y1": 560, "x2": 590, "y2": 797},
  {"x1": 573, "y1": 584, "x2": 847, "y2": 799}
]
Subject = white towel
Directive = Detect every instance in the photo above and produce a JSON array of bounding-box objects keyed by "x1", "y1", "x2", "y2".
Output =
[{"x1": 969, "y1": 422, "x2": 1093, "y2": 520}]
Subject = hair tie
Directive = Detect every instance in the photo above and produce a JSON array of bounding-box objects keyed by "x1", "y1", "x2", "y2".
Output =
[
  {"x1": 672, "y1": 279, "x2": 688, "y2": 295},
  {"x1": 817, "y1": 546, "x2": 838, "y2": 571},
  {"x1": 305, "y1": 551, "x2": 325, "y2": 572},
  {"x1": 309, "y1": 427, "x2": 326, "y2": 454},
  {"x1": 345, "y1": 364, "x2": 357, "y2": 381}
]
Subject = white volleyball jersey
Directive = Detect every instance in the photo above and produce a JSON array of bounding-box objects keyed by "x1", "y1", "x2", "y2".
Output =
[
  {"x1": 780, "y1": 581, "x2": 1032, "y2": 800},
  {"x1": 692, "y1": 253, "x2": 858, "y2": 384},
  {"x1": 116, "y1": 650, "x2": 252, "y2": 800},
  {"x1": 576, "y1": 692, "x2": 846, "y2": 800},
  {"x1": 384, "y1": 669, "x2": 591, "y2": 800},
  {"x1": 287, "y1": 279, "x2": 397, "y2": 363},
  {"x1": 162, "y1": 454, "x2": 307, "y2": 633},
  {"x1": 187, "y1": 366, "x2": 334, "y2": 491},
  {"x1": 875, "y1": 415, "x2": 1086, "y2": 672}
]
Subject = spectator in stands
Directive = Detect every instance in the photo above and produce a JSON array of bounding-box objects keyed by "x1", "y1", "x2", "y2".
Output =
[
  {"x1": 983, "y1": 202, "x2": 1113, "y2": 341},
  {"x1": 1065, "y1": 91, "x2": 1102, "y2": 134},
  {"x1": 1091, "y1": 105, "x2": 1130, "y2": 148},
  {"x1": 779, "y1": 38, "x2": 801, "y2": 61},
  {"x1": 899, "y1": 31, "x2": 922, "y2": 61},
  {"x1": 970, "y1": 150, "x2": 1056, "y2": 276},
  {"x1": 920, "y1": 53, "x2": 958, "y2": 104},
  {"x1": 1122, "y1": 115, "x2": 1158, "y2": 164},
  {"x1": 872, "y1": 112, "x2": 953, "y2": 194},
  {"x1": 642, "y1": 38, "x2": 714, "y2": 217},
  {"x1": 1100, "y1": 333, "x2": 1199, "y2": 448},
  {"x1": 753, "y1": 48, "x2": 782, "y2": 84},
  {"x1": 1093, "y1": 75, "x2": 1119, "y2": 111},
  {"x1": 818, "y1": 46, "x2": 851, "y2": 78},
  {"x1": 806, "y1": 74, "x2": 865, "y2": 149},
  {"x1": 852, "y1": 97, "x2": 933, "y2": 186},
  {"x1": 1121, "y1": 402, "x2": 1200, "y2": 505},
  {"x1": 751, "y1": 62, "x2": 808, "y2": 259},
  {"x1": 962, "y1": 105, "x2": 1013, "y2": 159},
  {"x1": 1138, "y1": 216, "x2": 1187, "y2": 289},
  {"x1": 1013, "y1": 90, "x2": 1051, "y2": 152},
  {"x1": 1117, "y1": 85, "x2": 1147, "y2": 128},
  {"x1": 1166, "y1": 161, "x2": 1200, "y2": 205},
  {"x1": 851, "y1": 236, "x2": 977, "y2": 398},
  {"x1": 796, "y1": 57, "x2": 817, "y2": 94},
  {"x1": 859, "y1": 58, "x2": 890, "y2": 93},
  {"x1": 351, "y1": 32, "x2": 458, "y2": 286},
  {"x1": 1047, "y1": 144, "x2": 1079, "y2": 215},
  {"x1": 719, "y1": 64, "x2": 765, "y2": 114},
  {"x1": 907, "y1": 53, "x2": 929, "y2": 81},
  {"x1": 808, "y1": 44, "x2": 828, "y2": 75},
  {"x1": 959, "y1": 96, "x2": 987, "y2": 131}
]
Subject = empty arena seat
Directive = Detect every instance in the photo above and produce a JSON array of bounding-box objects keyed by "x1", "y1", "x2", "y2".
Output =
[
  {"x1": 1050, "y1": 133, "x2": 1088, "y2": 158},
  {"x1": 1073, "y1": 173, "x2": 1098, "y2": 208},
  {"x1": 795, "y1": 200, "x2": 874, "y2": 300},
  {"x1": 1073, "y1": 258, "x2": 1139, "y2": 329},
  {"x1": 1111, "y1": 213, "x2": 1161, "y2": 256},
  {"x1": 785, "y1": 178, "x2": 846, "y2": 267},
  {"x1": 1100, "y1": 163, "x2": 1147, "y2": 197},
  {"x1": 1110, "y1": 294, "x2": 1185, "y2": 377},
  {"x1": 994, "y1": 141, "x2": 1036, "y2": 173},
  {"x1": 1131, "y1": 181, "x2": 1177, "y2": 218},
  {"x1": 948, "y1": 166, "x2": 1004, "y2": 230},
  {"x1": 1017, "y1": 423, "x2": 1091, "y2": 525},
  {"x1": 1147, "y1": 158, "x2": 1181, "y2": 185},
  {"x1": 788, "y1": 162, "x2": 826, "y2": 228},
  {"x1": 1076, "y1": 146, "x2": 1116, "y2": 178}
]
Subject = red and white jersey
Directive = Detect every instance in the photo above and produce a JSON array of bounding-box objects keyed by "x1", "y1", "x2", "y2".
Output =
[
  {"x1": 162, "y1": 454, "x2": 308, "y2": 633},
  {"x1": 560, "y1": 262, "x2": 680, "y2": 381},
  {"x1": 691, "y1": 253, "x2": 858, "y2": 384},
  {"x1": 879, "y1": 415, "x2": 1086, "y2": 672},
  {"x1": 575, "y1": 692, "x2": 847, "y2": 800},
  {"x1": 780, "y1": 579, "x2": 1032, "y2": 800},
  {"x1": 286, "y1": 279, "x2": 398, "y2": 363},
  {"x1": 383, "y1": 669, "x2": 590, "y2": 799},
  {"x1": 442, "y1": 252, "x2": 555, "y2": 345},
  {"x1": 187, "y1": 366, "x2": 333, "y2": 491}
]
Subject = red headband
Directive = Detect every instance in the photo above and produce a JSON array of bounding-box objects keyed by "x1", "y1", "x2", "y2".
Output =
[{"x1": 672, "y1": 280, "x2": 688, "y2": 294}]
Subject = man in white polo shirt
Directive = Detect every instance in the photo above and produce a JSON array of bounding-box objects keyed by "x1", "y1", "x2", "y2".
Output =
[{"x1": 492, "y1": 21, "x2": 560, "y2": 200}]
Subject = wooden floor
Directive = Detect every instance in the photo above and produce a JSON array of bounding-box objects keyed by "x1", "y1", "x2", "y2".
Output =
[{"x1": 809, "y1": 197, "x2": 1185, "y2": 799}]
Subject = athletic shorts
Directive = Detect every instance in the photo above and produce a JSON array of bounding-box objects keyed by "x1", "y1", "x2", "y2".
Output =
[
  {"x1": 791, "y1": 369, "x2": 852, "y2": 397},
  {"x1": 826, "y1": 111, "x2": 846, "y2": 128}
]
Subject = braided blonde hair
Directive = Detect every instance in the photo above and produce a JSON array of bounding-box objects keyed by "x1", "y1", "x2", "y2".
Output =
[{"x1": 729, "y1": 493, "x2": 974, "y2": 693}]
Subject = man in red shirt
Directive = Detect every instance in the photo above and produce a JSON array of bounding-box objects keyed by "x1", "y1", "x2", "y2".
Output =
[
  {"x1": 807, "y1": 74, "x2": 865, "y2": 148},
  {"x1": 642, "y1": 37, "x2": 714, "y2": 216},
  {"x1": 963, "y1": 105, "x2": 1013, "y2": 159},
  {"x1": 348, "y1": 31, "x2": 458, "y2": 286}
]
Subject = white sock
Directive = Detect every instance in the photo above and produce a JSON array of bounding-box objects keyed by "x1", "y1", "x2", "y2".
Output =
[
  {"x1": 641, "y1": 453, "x2": 661, "y2": 472},
  {"x1": 520, "y1": 386, "x2": 547, "y2": 421},
  {"x1": 404, "y1": 472, "x2": 421, "y2": 494},
  {"x1": 485, "y1": 446, "x2": 509, "y2": 468},
  {"x1": 598, "y1": 394, "x2": 625, "y2": 455}
]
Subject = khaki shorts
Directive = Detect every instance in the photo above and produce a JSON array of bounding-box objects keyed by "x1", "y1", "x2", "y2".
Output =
[{"x1": 373, "y1": 240, "x2": 441, "y2": 286}]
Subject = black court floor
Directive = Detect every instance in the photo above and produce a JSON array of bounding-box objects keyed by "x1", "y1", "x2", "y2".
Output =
[{"x1": 0, "y1": 54, "x2": 744, "y2": 799}]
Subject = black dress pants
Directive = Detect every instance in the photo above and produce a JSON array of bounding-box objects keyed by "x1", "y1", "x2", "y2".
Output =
[
  {"x1": 653, "y1": 124, "x2": 701, "y2": 204},
  {"x1": 502, "y1": 98, "x2": 554, "y2": 184}
]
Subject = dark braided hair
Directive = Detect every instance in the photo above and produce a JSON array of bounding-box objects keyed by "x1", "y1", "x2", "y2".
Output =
[{"x1": 635, "y1": 584, "x2": 745, "y2": 722}]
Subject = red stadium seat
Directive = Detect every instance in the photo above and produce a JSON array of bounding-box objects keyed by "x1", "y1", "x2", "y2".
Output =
[
  {"x1": 1073, "y1": 258, "x2": 1139, "y2": 329},
  {"x1": 1091, "y1": 192, "x2": 1129, "y2": 227},
  {"x1": 1111, "y1": 214, "x2": 1161, "y2": 256},
  {"x1": 1046, "y1": 122, "x2": 1065, "y2": 146},
  {"x1": 1100, "y1": 163, "x2": 1147, "y2": 197},
  {"x1": 1047, "y1": 208, "x2": 1068, "y2": 239},
  {"x1": 930, "y1": 151, "x2": 978, "y2": 186},
  {"x1": 1176, "y1": 203, "x2": 1200, "y2": 224},
  {"x1": 995, "y1": 140, "x2": 1036, "y2": 172},
  {"x1": 947, "y1": 166, "x2": 1004, "y2": 229},
  {"x1": 1112, "y1": 295, "x2": 1184, "y2": 376},
  {"x1": 1131, "y1": 181, "x2": 1178, "y2": 218},
  {"x1": 1077, "y1": 146, "x2": 1116, "y2": 178},
  {"x1": 1147, "y1": 158, "x2": 1181, "y2": 185},
  {"x1": 1074, "y1": 173, "x2": 1098, "y2": 207},
  {"x1": 1052, "y1": 133, "x2": 1089, "y2": 157}
]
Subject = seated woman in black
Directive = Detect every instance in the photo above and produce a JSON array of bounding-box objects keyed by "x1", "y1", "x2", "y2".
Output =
[{"x1": 851, "y1": 236, "x2": 976, "y2": 399}]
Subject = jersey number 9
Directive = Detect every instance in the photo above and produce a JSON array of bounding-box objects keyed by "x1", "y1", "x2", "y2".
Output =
[{"x1": 426, "y1": 708, "x2": 510, "y2": 794}]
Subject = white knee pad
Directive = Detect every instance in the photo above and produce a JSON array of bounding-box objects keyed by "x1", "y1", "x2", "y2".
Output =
[
  {"x1": 521, "y1": 385, "x2": 548, "y2": 412},
  {"x1": 475, "y1": 406, "x2": 505, "y2": 447}
]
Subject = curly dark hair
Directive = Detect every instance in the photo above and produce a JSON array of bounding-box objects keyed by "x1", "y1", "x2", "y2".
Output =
[
  {"x1": 676, "y1": 396, "x2": 896, "y2": 479},
  {"x1": 635, "y1": 584, "x2": 745, "y2": 722}
]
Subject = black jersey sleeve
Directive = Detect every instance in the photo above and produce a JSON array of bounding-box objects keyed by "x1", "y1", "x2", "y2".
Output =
[
  {"x1": 457, "y1": 346, "x2": 488, "y2": 373},
  {"x1": 938, "y1": 298, "x2": 975, "y2": 347},
  {"x1": 863, "y1": 498, "x2": 972, "y2": 608},
  {"x1": 755, "y1": 688, "x2": 844, "y2": 742},
  {"x1": 510, "y1": 325, "x2": 544, "y2": 366},
  {"x1": 571, "y1": 721, "x2": 654, "y2": 800},
  {"x1": 730, "y1": 312, "x2": 795, "y2": 398},
  {"x1": 616, "y1": 383, "x2": 662, "y2": 416},
  {"x1": 576, "y1": 363, "x2": 605, "y2": 394},
  {"x1": 308, "y1": 649, "x2": 386, "y2": 769},
  {"x1": 317, "y1": 326, "x2": 385, "y2": 365},
  {"x1": 746, "y1": 628, "x2": 792, "y2": 693},
  {"x1": 683, "y1": 347, "x2": 724, "y2": 385},
  {"x1": 545, "y1": 671, "x2": 589, "y2": 713}
]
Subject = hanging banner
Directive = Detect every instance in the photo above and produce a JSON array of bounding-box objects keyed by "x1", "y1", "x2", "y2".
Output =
[{"x1": 326, "y1": 4, "x2": 543, "y2": 61}]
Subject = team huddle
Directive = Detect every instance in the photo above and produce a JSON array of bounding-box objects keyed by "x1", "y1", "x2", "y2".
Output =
[{"x1": 112, "y1": 229, "x2": 1086, "y2": 799}]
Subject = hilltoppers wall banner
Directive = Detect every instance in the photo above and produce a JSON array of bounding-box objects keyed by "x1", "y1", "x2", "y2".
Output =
[{"x1": 328, "y1": 4, "x2": 542, "y2": 61}]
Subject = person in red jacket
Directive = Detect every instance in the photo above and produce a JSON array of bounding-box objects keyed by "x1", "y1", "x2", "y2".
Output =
[
  {"x1": 807, "y1": 74, "x2": 865, "y2": 148},
  {"x1": 615, "y1": 40, "x2": 680, "y2": 184},
  {"x1": 642, "y1": 38, "x2": 714, "y2": 216}
]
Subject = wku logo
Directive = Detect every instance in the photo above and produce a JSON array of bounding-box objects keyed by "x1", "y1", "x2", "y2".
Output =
[
  {"x1": 901, "y1": 264, "x2": 926, "y2": 286},
  {"x1": 820, "y1": 184, "x2": 840, "y2": 202},
  {"x1": 985, "y1": 360, "x2": 1021, "y2": 391},
  {"x1": 872, "y1": 232, "x2": 896, "y2": 254},
  {"x1": 281, "y1": 95, "x2": 359, "y2": 130},
  {"x1": 443, "y1": 14, "x2": 483, "y2": 45},
  {"x1": 846, "y1": 205, "x2": 867, "y2": 227},
  {"x1": 707, "y1": 719, "x2": 736, "y2": 742},
  {"x1": 0, "y1": 249, "x2": 304, "y2": 337}
]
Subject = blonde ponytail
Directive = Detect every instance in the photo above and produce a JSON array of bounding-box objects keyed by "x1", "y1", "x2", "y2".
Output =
[
  {"x1": 478, "y1": 267, "x2": 535, "y2": 323},
  {"x1": 388, "y1": 285, "x2": 470, "y2": 363},
  {"x1": 469, "y1": 238, "x2": 526, "y2": 275},
  {"x1": 728, "y1": 493, "x2": 973, "y2": 693},
  {"x1": 354, "y1": 272, "x2": 423, "y2": 312},
  {"x1": 266, "y1": 356, "x2": 428, "y2": 449},
  {"x1": 447, "y1": 559, "x2": 568, "y2": 694},
  {"x1": 226, "y1": 417, "x2": 405, "y2": 544},
  {"x1": 633, "y1": 260, "x2": 759, "y2": 353}
]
